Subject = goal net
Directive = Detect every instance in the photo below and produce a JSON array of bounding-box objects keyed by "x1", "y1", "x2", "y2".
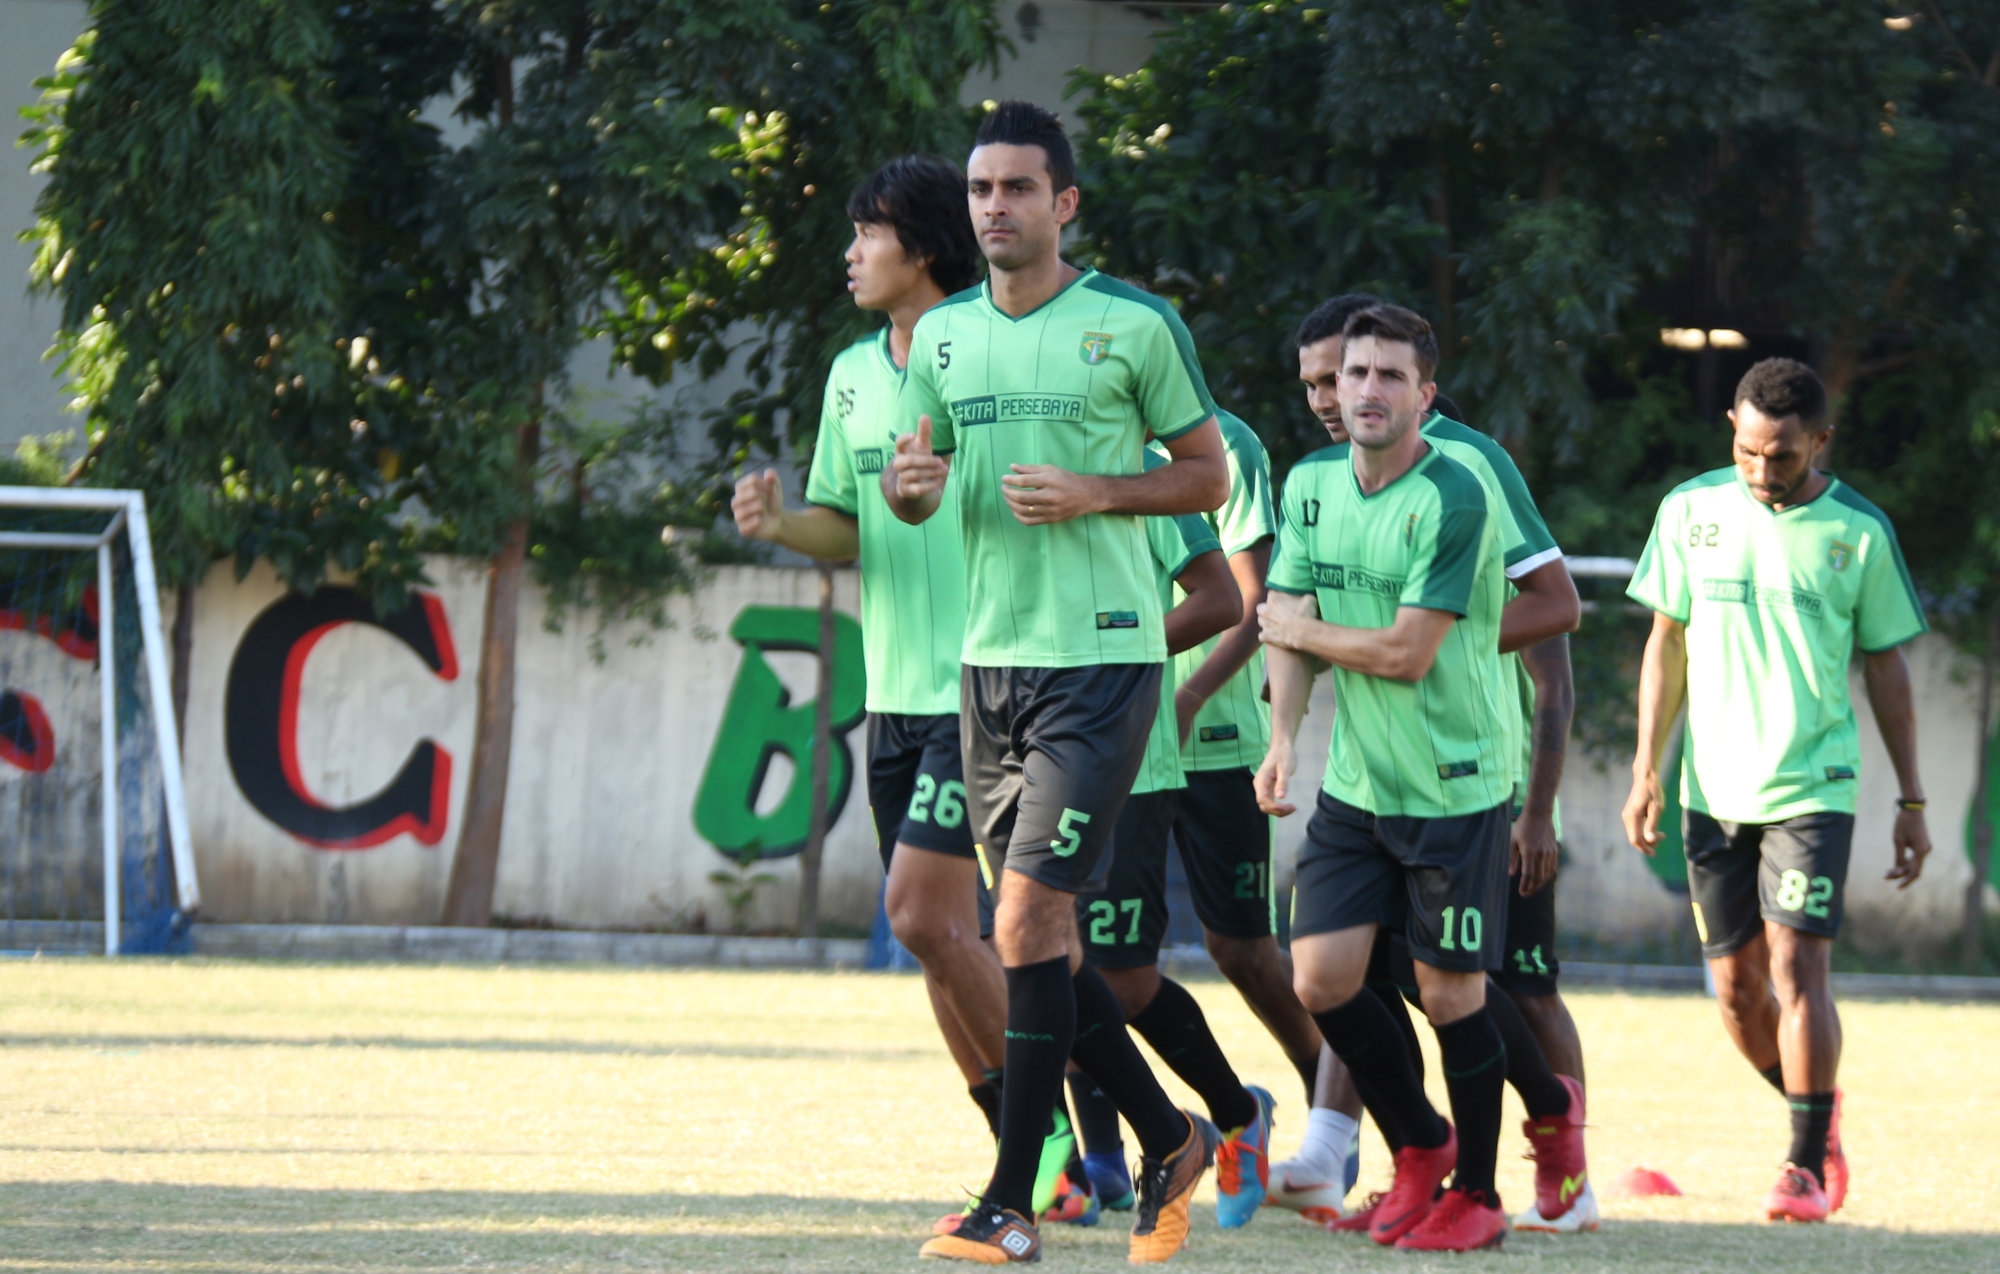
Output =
[{"x1": 0, "y1": 488, "x2": 197, "y2": 954}]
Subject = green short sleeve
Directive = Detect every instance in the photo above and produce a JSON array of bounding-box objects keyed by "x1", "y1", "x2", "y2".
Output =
[
  {"x1": 1403, "y1": 503, "x2": 1484, "y2": 615},
  {"x1": 1627, "y1": 496, "x2": 1691, "y2": 622},
  {"x1": 899, "y1": 327, "x2": 955, "y2": 456},
  {"x1": 1854, "y1": 516, "x2": 1928, "y2": 653},
  {"x1": 1267, "y1": 469, "x2": 1318, "y2": 595},
  {"x1": 1214, "y1": 413, "x2": 1277, "y2": 556},
  {"x1": 804, "y1": 371, "x2": 858, "y2": 516},
  {"x1": 1137, "y1": 305, "x2": 1217, "y2": 442}
]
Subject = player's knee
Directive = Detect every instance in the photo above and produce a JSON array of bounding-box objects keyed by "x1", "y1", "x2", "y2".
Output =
[
  {"x1": 887, "y1": 904, "x2": 966, "y2": 961},
  {"x1": 1203, "y1": 932, "x2": 1266, "y2": 985},
  {"x1": 1292, "y1": 959, "x2": 1362, "y2": 1014},
  {"x1": 1767, "y1": 932, "x2": 1832, "y2": 1003}
]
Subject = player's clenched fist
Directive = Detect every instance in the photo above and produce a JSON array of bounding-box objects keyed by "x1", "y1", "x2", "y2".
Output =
[
  {"x1": 1254, "y1": 740, "x2": 1297, "y2": 817},
  {"x1": 892, "y1": 415, "x2": 948, "y2": 501},
  {"x1": 731, "y1": 468, "x2": 788, "y2": 542}
]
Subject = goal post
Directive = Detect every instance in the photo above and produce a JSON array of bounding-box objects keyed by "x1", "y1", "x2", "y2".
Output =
[{"x1": 0, "y1": 486, "x2": 198, "y2": 954}]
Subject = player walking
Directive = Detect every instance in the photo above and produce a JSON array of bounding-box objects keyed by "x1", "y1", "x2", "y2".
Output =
[
  {"x1": 1257, "y1": 304, "x2": 1521, "y2": 1252},
  {"x1": 887, "y1": 101, "x2": 1230, "y2": 1265},
  {"x1": 731, "y1": 157, "x2": 1016, "y2": 1145},
  {"x1": 1272, "y1": 295, "x2": 1592, "y2": 1235},
  {"x1": 1623, "y1": 358, "x2": 1931, "y2": 1223}
]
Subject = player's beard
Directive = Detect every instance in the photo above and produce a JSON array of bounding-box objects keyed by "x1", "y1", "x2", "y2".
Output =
[
  {"x1": 981, "y1": 218, "x2": 1054, "y2": 274},
  {"x1": 1345, "y1": 399, "x2": 1418, "y2": 451}
]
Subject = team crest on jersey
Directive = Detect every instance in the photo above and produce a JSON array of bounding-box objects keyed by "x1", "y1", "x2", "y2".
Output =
[
  {"x1": 1079, "y1": 331, "x2": 1114, "y2": 365},
  {"x1": 1828, "y1": 540, "x2": 1854, "y2": 572}
]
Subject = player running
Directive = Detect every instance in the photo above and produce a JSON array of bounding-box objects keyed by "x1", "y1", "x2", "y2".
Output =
[
  {"x1": 1257, "y1": 303, "x2": 1530, "y2": 1252},
  {"x1": 732, "y1": 157, "x2": 1022, "y2": 1155},
  {"x1": 1271, "y1": 295, "x2": 1592, "y2": 1235},
  {"x1": 1623, "y1": 358, "x2": 1932, "y2": 1223},
  {"x1": 887, "y1": 101, "x2": 1229, "y2": 1265}
]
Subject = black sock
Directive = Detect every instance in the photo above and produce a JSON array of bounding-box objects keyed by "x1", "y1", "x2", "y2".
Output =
[
  {"x1": 1312, "y1": 990, "x2": 1448, "y2": 1152},
  {"x1": 969, "y1": 1074, "x2": 1003, "y2": 1138},
  {"x1": 1435, "y1": 1008, "x2": 1507, "y2": 1205},
  {"x1": 1760, "y1": 1063, "x2": 1786, "y2": 1094},
  {"x1": 1486, "y1": 983, "x2": 1570, "y2": 1118},
  {"x1": 1787, "y1": 1091, "x2": 1837, "y2": 1186},
  {"x1": 1068, "y1": 963, "x2": 1190, "y2": 1160},
  {"x1": 1363, "y1": 983, "x2": 1425, "y2": 1151},
  {"x1": 1293, "y1": 1052, "x2": 1318, "y2": 1107},
  {"x1": 1066, "y1": 1070, "x2": 1124, "y2": 1155},
  {"x1": 1127, "y1": 977, "x2": 1259, "y2": 1131},
  {"x1": 984, "y1": 957, "x2": 1075, "y2": 1216}
]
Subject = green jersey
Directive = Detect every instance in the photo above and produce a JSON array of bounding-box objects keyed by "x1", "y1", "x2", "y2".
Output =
[
  {"x1": 805, "y1": 329, "x2": 965, "y2": 715},
  {"x1": 1268, "y1": 443, "x2": 1513, "y2": 818},
  {"x1": 898, "y1": 268, "x2": 1216, "y2": 669},
  {"x1": 1133, "y1": 502, "x2": 1224, "y2": 796},
  {"x1": 1154, "y1": 411, "x2": 1277, "y2": 772},
  {"x1": 1628, "y1": 467, "x2": 1927, "y2": 823},
  {"x1": 1418, "y1": 410, "x2": 1564, "y2": 828}
]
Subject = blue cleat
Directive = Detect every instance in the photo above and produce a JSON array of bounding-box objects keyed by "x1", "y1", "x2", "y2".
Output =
[
  {"x1": 1214, "y1": 1085, "x2": 1276, "y2": 1229},
  {"x1": 1083, "y1": 1149, "x2": 1135, "y2": 1212}
]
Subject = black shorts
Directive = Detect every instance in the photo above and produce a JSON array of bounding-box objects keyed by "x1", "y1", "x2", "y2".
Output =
[
  {"x1": 962, "y1": 663, "x2": 1162, "y2": 896},
  {"x1": 1291, "y1": 792, "x2": 1512, "y2": 973},
  {"x1": 1078, "y1": 790, "x2": 1179, "y2": 968},
  {"x1": 866, "y1": 712, "x2": 977, "y2": 870},
  {"x1": 1491, "y1": 868, "x2": 1561, "y2": 998},
  {"x1": 1174, "y1": 768, "x2": 1276, "y2": 940},
  {"x1": 1685, "y1": 809, "x2": 1854, "y2": 959}
]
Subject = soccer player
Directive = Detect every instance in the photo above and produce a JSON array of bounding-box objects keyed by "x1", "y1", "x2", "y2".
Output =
[
  {"x1": 1075, "y1": 444, "x2": 1278, "y2": 1231},
  {"x1": 1274, "y1": 295, "x2": 1592, "y2": 1235},
  {"x1": 1256, "y1": 303, "x2": 1520, "y2": 1252},
  {"x1": 1623, "y1": 357, "x2": 1932, "y2": 1223},
  {"x1": 887, "y1": 101, "x2": 1230, "y2": 1265},
  {"x1": 731, "y1": 157, "x2": 1015, "y2": 1140}
]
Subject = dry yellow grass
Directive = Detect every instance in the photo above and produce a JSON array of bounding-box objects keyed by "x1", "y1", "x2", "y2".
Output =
[{"x1": 0, "y1": 959, "x2": 1994, "y2": 1272}]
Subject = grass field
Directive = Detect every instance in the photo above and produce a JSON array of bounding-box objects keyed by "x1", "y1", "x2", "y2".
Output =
[{"x1": 0, "y1": 961, "x2": 1995, "y2": 1272}]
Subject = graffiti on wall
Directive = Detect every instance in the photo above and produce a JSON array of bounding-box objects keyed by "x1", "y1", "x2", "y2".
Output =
[
  {"x1": 693, "y1": 605, "x2": 866, "y2": 861},
  {"x1": 224, "y1": 587, "x2": 458, "y2": 849},
  {"x1": 0, "y1": 579, "x2": 95, "y2": 773}
]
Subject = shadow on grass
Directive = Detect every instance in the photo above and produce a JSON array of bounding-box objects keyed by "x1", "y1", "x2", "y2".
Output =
[
  {"x1": 0, "y1": 1033, "x2": 931, "y2": 1062},
  {"x1": 0, "y1": 1183, "x2": 1992, "y2": 1273}
]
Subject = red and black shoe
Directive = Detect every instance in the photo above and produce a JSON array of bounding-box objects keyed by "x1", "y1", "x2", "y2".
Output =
[
  {"x1": 1368, "y1": 1126, "x2": 1457, "y2": 1246},
  {"x1": 1394, "y1": 1188, "x2": 1507, "y2": 1252}
]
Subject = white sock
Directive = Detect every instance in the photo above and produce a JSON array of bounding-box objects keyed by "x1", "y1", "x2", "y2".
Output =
[{"x1": 1290, "y1": 1108, "x2": 1360, "y2": 1181}]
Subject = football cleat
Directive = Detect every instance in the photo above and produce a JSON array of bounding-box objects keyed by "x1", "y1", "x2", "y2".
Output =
[
  {"x1": 1325, "y1": 1192, "x2": 1383, "y2": 1232},
  {"x1": 1764, "y1": 1163, "x2": 1829, "y2": 1223},
  {"x1": 1394, "y1": 1188, "x2": 1507, "y2": 1252},
  {"x1": 1214, "y1": 1085, "x2": 1275, "y2": 1229},
  {"x1": 1041, "y1": 1172, "x2": 1100, "y2": 1227},
  {"x1": 1262, "y1": 1160, "x2": 1350, "y2": 1225},
  {"x1": 1824, "y1": 1088, "x2": 1848, "y2": 1213},
  {"x1": 933, "y1": 1199, "x2": 977, "y2": 1236},
  {"x1": 1512, "y1": 1180, "x2": 1600, "y2": 1233},
  {"x1": 1084, "y1": 1149, "x2": 1136, "y2": 1212},
  {"x1": 1518, "y1": 1074, "x2": 1591, "y2": 1229},
  {"x1": 920, "y1": 1203, "x2": 1042, "y2": 1263},
  {"x1": 1369, "y1": 1127, "x2": 1457, "y2": 1246},
  {"x1": 1128, "y1": 1112, "x2": 1219, "y2": 1264},
  {"x1": 1031, "y1": 1109, "x2": 1077, "y2": 1218}
]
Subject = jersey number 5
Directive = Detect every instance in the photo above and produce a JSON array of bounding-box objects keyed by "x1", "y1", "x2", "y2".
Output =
[{"x1": 936, "y1": 341, "x2": 952, "y2": 370}]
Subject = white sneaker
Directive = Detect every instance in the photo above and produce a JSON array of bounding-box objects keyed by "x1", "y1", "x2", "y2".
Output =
[
  {"x1": 1511, "y1": 1179, "x2": 1600, "y2": 1233},
  {"x1": 1262, "y1": 1158, "x2": 1349, "y2": 1223}
]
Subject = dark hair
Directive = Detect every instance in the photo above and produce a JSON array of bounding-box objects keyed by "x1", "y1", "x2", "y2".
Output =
[
  {"x1": 1341, "y1": 304, "x2": 1441, "y2": 381},
  {"x1": 1734, "y1": 357, "x2": 1827, "y2": 428},
  {"x1": 1294, "y1": 292, "x2": 1383, "y2": 349},
  {"x1": 846, "y1": 156, "x2": 982, "y2": 295},
  {"x1": 972, "y1": 100, "x2": 1076, "y2": 193}
]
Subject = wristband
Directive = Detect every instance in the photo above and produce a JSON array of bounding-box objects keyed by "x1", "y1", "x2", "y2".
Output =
[{"x1": 1896, "y1": 799, "x2": 1927, "y2": 812}]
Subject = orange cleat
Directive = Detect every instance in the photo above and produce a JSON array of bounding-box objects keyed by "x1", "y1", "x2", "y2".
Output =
[
  {"x1": 920, "y1": 1204, "x2": 1042, "y2": 1263},
  {"x1": 1394, "y1": 1188, "x2": 1507, "y2": 1252},
  {"x1": 1763, "y1": 1164, "x2": 1829, "y2": 1224},
  {"x1": 1824, "y1": 1088, "x2": 1848, "y2": 1213},
  {"x1": 1127, "y1": 1112, "x2": 1219, "y2": 1264},
  {"x1": 1369, "y1": 1127, "x2": 1457, "y2": 1246}
]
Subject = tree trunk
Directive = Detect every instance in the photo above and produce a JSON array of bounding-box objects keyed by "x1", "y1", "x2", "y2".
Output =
[
  {"x1": 441, "y1": 414, "x2": 540, "y2": 927},
  {"x1": 1964, "y1": 606, "x2": 1998, "y2": 972},
  {"x1": 170, "y1": 581, "x2": 195, "y2": 751},
  {"x1": 797, "y1": 564, "x2": 835, "y2": 942}
]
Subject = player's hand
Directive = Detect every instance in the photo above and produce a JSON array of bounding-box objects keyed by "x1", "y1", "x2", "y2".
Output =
[
  {"x1": 1255, "y1": 740, "x2": 1297, "y2": 816},
  {"x1": 1174, "y1": 686, "x2": 1204, "y2": 745},
  {"x1": 1256, "y1": 598, "x2": 1312, "y2": 654},
  {"x1": 891, "y1": 416, "x2": 948, "y2": 501},
  {"x1": 730, "y1": 468, "x2": 787, "y2": 543},
  {"x1": 1622, "y1": 770, "x2": 1665, "y2": 856},
  {"x1": 1002, "y1": 464, "x2": 1102, "y2": 525},
  {"x1": 1886, "y1": 806, "x2": 1932, "y2": 889},
  {"x1": 1512, "y1": 809, "x2": 1560, "y2": 895}
]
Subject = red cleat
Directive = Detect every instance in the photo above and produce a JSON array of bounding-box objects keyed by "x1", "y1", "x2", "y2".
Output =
[
  {"x1": 1369, "y1": 1127, "x2": 1457, "y2": 1246},
  {"x1": 1824, "y1": 1088, "x2": 1847, "y2": 1213},
  {"x1": 1325, "y1": 1191, "x2": 1382, "y2": 1232},
  {"x1": 1522, "y1": 1074, "x2": 1590, "y2": 1224},
  {"x1": 1764, "y1": 1163, "x2": 1829, "y2": 1223},
  {"x1": 1394, "y1": 1188, "x2": 1507, "y2": 1251}
]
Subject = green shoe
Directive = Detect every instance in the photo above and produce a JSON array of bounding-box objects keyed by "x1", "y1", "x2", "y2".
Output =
[{"x1": 1031, "y1": 1107, "x2": 1077, "y2": 1216}]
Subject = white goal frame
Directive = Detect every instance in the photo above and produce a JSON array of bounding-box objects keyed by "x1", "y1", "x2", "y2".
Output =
[{"x1": 0, "y1": 486, "x2": 198, "y2": 953}]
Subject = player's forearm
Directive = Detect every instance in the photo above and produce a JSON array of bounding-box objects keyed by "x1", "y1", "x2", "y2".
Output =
[
  {"x1": 1521, "y1": 634, "x2": 1573, "y2": 818},
  {"x1": 1180, "y1": 550, "x2": 1268, "y2": 702},
  {"x1": 1265, "y1": 643, "x2": 1316, "y2": 746},
  {"x1": 1632, "y1": 617, "x2": 1687, "y2": 777},
  {"x1": 1090, "y1": 452, "x2": 1228, "y2": 517},
  {"x1": 1863, "y1": 647, "x2": 1926, "y2": 801},
  {"x1": 1498, "y1": 560, "x2": 1581, "y2": 654},
  {"x1": 1163, "y1": 554, "x2": 1242, "y2": 656},
  {"x1": 1284, "y1": 612, "x2": 1448, "y2": 683},
  {"x1": 765, "y1": 505, "x2": 860, "y2": 561}
]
